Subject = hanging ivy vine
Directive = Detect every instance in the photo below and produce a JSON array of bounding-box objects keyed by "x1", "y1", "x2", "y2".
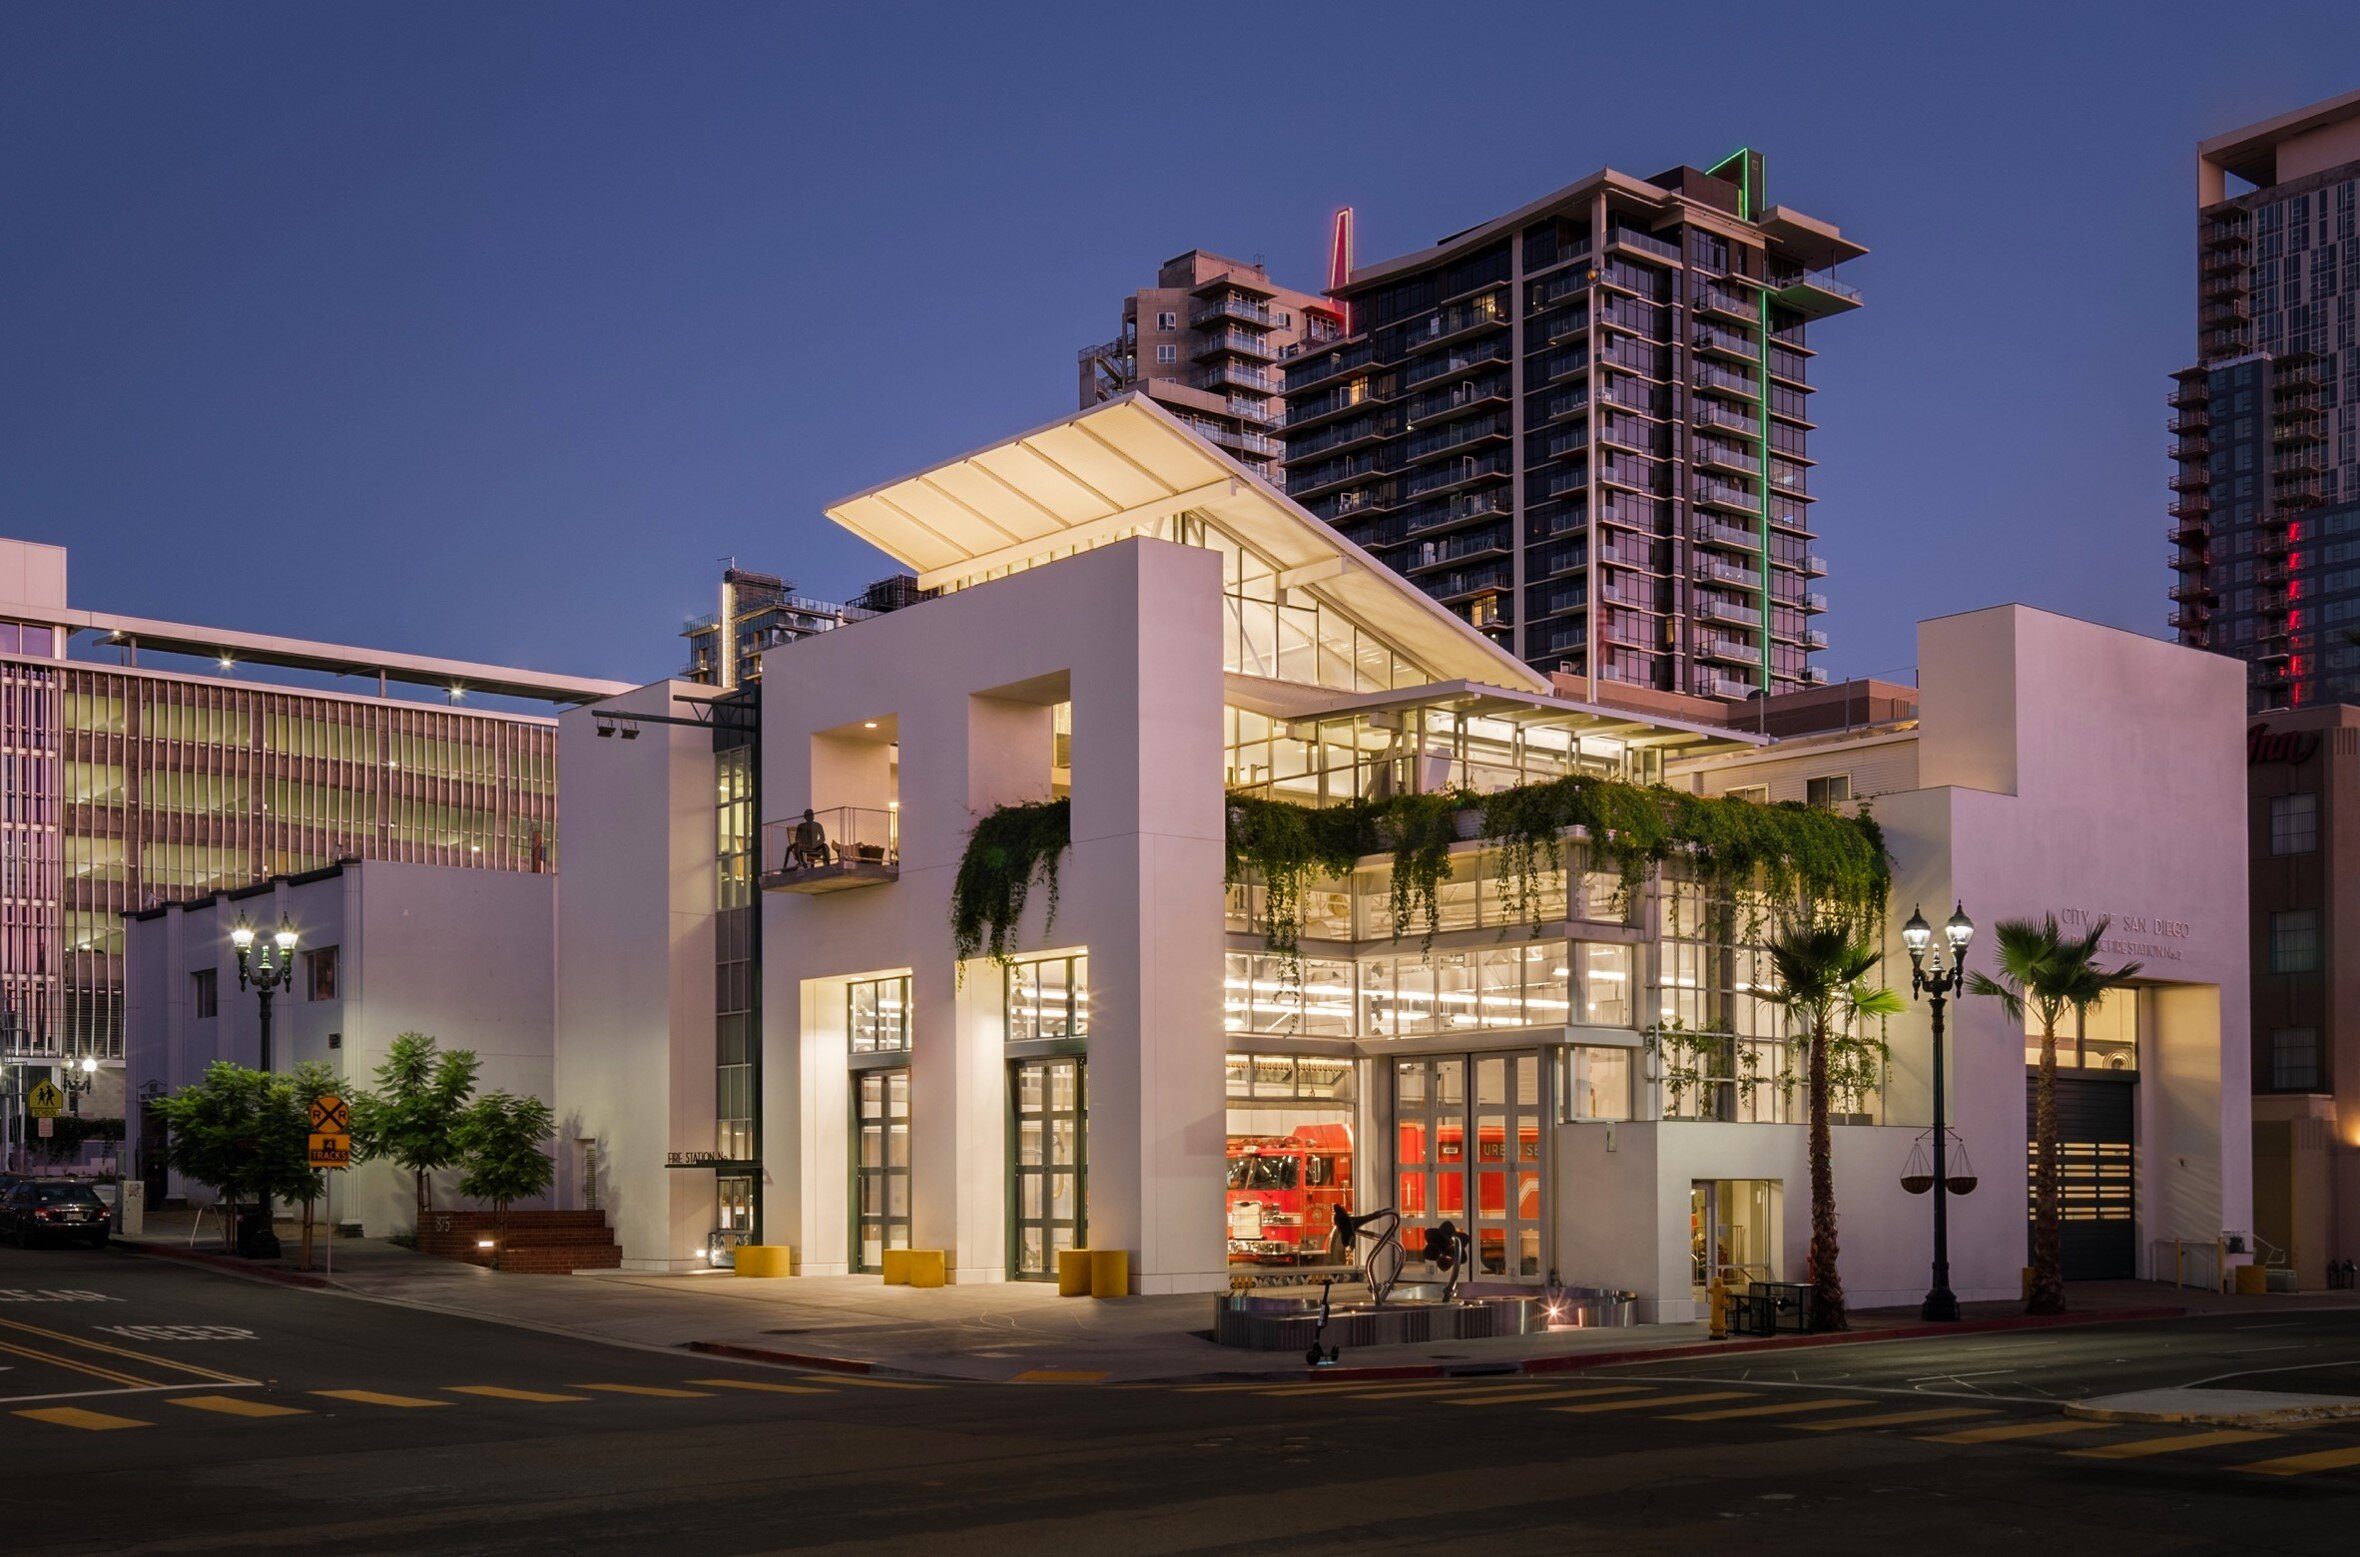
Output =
[{"x1": 949, "y1": 797, "x2": 1071, "y2": 968}]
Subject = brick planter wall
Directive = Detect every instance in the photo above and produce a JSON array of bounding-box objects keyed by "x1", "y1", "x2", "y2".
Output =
[{"x1": 413, "y1": 1209, "x2": 622, "y2": 1273}]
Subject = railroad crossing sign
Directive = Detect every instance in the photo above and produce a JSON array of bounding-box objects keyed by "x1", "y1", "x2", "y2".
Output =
[
  {"x1": 26, "y1": 1079, "x2": 63, "y2": 1119},
  {"x1": 309, "y1": 1094, "x2": 350, "y2": 1133},
  {"x1": 308, "y1": 1093, "x2": 352, "y2": 1168}
]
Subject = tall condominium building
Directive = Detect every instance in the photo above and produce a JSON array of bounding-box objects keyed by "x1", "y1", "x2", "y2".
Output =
[
  {"x1": 1278, "y1": 153, "x2": 1862, "y2": 703},
  {"x1": 2170, "y1": 89, "x2": 2360, "y2": 712},
  {"x1": 1078, "y1": 250, "x2": 1338, "y2": 487},
  {"x1": 681, "y1": 566, "x2": 929, "y2": 689},
  {"x1": 1, "y1": 537, "x2": 626, "y2": 1090}
]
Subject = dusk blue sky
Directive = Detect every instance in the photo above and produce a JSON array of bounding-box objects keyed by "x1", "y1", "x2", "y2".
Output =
[{"x1": 6, "y1": 4, "x2": 2358, "y2": 689}]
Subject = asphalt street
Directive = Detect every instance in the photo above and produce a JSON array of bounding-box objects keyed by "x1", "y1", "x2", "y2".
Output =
[{"x1": 5, "y1": 1242, "x2": 2360, "y2": 1554}]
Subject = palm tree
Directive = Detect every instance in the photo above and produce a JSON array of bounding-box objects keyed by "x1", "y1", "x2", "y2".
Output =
[
  {"x1": 1764, "y1": 920, "x2": 1904, "y2": 1332},
  {"x1": 1967, "y1": 917, "x2": 2141, "y2": 1315}
]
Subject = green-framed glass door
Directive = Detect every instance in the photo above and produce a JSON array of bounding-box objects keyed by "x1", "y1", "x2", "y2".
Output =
[
  {"x1": 1010, "y1": 1057, "x2": 1085, "y2": 1280},
  {"x1": 853, "y1": 1068, "x2": 910, "y2": 1272}
]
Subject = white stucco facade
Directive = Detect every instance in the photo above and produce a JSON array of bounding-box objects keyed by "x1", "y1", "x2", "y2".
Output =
[{"x1": 124, "y1": 860, "x2": 557, "y2": 1235}]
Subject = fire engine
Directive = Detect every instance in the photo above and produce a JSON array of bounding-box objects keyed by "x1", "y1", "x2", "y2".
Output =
[{"x1": 1225, "y1": 1123, "x2": 1353, "y2": 1264}]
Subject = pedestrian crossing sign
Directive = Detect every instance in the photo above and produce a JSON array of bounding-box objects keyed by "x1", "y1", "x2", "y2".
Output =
[{"x1": 27, "y1": 1078, "x2": 64, "y2": 1119}]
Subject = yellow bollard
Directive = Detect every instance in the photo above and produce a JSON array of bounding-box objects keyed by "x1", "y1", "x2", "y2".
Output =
[
  {"x1": 906, "y1": 1249, "x2": 947, "y2": 1288},
  {"x1": 879, "y1": 1249, "x2": 912, "y2": 1286},
  {"x1": 733, "y1": 1245, "x2": 793, "y2": 1277},
  {"x1": 1708, "y1": 1275, "x2": 1729, "y2": 1340},
  {"x1": 1056, "y1": 1249, "x2": 1093, "y2": 1296},
  {"x1": 1088, "y1": 1248, "x2": 1130, "y2": 1298}
]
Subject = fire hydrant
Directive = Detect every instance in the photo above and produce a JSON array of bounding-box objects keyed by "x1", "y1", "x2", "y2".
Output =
[{"x1": 1708, "y1": 1274, "x2": 1729, "y2": 1340}]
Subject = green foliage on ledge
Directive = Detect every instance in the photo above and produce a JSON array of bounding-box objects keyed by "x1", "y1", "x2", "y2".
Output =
[
  {"x1": 1225, "y1": 777, "x2": 1890, "y2": 957},
  {"x1": 951, "y1": 797, "x2": 1071, "y2": 967}
]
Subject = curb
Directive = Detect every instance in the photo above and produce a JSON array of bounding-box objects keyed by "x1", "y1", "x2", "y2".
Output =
[
  {"x1": 119, "y1": 1239, "x2": 338, "y2": 1291},
  {"x1": 676, "y1": 1304, "x2": 2193, "y2": 1387}
]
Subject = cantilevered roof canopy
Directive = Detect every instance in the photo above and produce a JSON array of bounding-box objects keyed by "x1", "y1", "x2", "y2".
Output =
[
  {"x1": 1234, "y1": 678, "x2": 1764, "y2": 757},
  {"x1": 825, "y1": 395, "x2": 1549, "y2": 693}
]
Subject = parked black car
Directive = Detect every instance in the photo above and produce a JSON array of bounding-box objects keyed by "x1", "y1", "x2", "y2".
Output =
[{"x1": 0, "y1": 1181, "x2": 110, "y2": 1248}]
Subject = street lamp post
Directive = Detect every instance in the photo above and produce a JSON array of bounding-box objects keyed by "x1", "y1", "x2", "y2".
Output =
[
  {"x1": 62, "y1": 1054, "x2": 98, "y2": 1116},
  {"x1": 1902, "y1": 901, "x2": 1976, "y2": 1324},
  {"x1": 231, "y1": 911, "x2": 300, "y2": 1072}
]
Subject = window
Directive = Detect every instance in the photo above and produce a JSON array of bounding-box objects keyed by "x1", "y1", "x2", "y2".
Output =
[
  {"x1": 1726, "y1": 784, "x2": 1768, "y2": 805},
  {"x1": 1007, "y1": 953, "x2": 1087, "y2": 1042},
  {"x1": 1156, "y1": 310, "x2": 1176, "y2": 330},
  {"x1": 1806, "y1": 774, "x2": 1851, "y2": 808},
  {"x1": 2270, "y1": 792, "x2": 2318, "y2": 854},
  {"x1": 2271, "y1": 910, "x2": 2320, "y2": 973},
  {"x1": 191, "y1": 968, "x2": 217, "y2": 1020},
  {"x1": 304, "y1": 945, "x2": 339, "y2": 1001},
  {"x1": 849, "y1": 975, "x2": 911, "y2": 1054},
  {"x1": 1155, "y1": 344, "x2": 1177, "y2": 365},
  {"x1": 1564, "y1": 1045, "x2": 1634, "y2": 1120},
  {"x1": 2271, "y1": 1028, "x2": 2321, "y2": 1091}
]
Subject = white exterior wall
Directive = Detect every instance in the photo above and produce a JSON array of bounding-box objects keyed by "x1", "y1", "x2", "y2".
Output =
[
  {"x1": 759, "y1": 537, "x2": 1227, "y2": 1292},
  {"x1": 123, "y1": 862, "x2": 556, "y2": 1235},
  {"x1": 551, "y1": 681, "x2": 719, "y2": 1271}
]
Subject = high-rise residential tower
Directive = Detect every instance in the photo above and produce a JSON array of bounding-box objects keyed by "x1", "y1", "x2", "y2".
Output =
[
  {"x1": 2170, "y1": 89, "x2": 2360, "y2": 713},
  {"x1": 1277, "y1": 153, "x2": 1862, "y2": 703},
  {"x1": 1078, "y1": 250, "x2": 1338, "y2": 488}
]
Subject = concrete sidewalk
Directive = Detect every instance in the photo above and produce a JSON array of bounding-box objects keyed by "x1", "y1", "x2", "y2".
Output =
[{"x1": 118, "y1": 1207, "x2": 2359, "y2": 1384}]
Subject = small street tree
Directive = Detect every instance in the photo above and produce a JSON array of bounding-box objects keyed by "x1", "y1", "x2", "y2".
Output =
[
  {"x1": 1763, "y1": 919, "x2": 1904, "y2": 1333},
  {"x1": 455, "y1": 1091, "x2": 555, "y2": 1269},
  {"x1": 152, "y1": 1062, "x2": 315, "y2": 1254},
  {"x1": 349, "y1": 1032, "x2": 480, "y2": 1222},
  {"x1": 1969, "y1": 916, "x2": 2140, "y2": 1315},
  {"x1": 288, "y1": 1061, "x2": 341, "y2": 1272}
]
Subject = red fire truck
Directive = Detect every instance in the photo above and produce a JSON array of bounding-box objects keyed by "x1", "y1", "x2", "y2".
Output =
[{"x1": 1225, "y1": 1123, "x2": 1354, "y2": 1264}]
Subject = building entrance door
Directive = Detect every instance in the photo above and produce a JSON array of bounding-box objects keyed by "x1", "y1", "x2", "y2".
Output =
[
  {"x1": 2032, "y1": 1075, "x2": 2135, "y2": 1281},
  {"x1": 1690, "y1": 1179, "x2": 1780, "y2": 1298},
  {"x1": 853, "y1": 1068, "x2": 910, "y2": 1272},
  {"x1": 1010, "y1": 1057, "x2": 1085, "y2": 1280},
  {"x1": 1393, "y1": 1052, "x2": 1545, "y2": 1283}
]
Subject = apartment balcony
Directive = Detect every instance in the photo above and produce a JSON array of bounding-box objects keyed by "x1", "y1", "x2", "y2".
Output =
[
  {"x1": 2257, "y1": 592, "x2": 2291, "y2": 619},
  {"x1": 1401, "y1": 340, "x2": 1512, "y2": 390},
  {"x1": 1772, "y1": 267, "x2": 1865, "y2": 319},
  {"x1": 2166, "y1": 546, "x2": 2210, "y2": 572},
  {"x1": 2168, "y1": 376, "x2": 2210, "y2": 411},
  {"x1": 1194, "y1": 361, "x2": 1275, "y2": 395},
  {"x1": 1693, "y1": 403, "x2": 1759, "y2": 439},
  {"x1": 1285, "y1": 382, "x2": 1395, "y2": 431},
  {"x1": 1693, "y1": 363, "x2": 1760, "y2": 402},
  {"x1": 1803, "y1": 628, "x2": 1830, "y2": 651},
  {"x1": 1692, "y1": 442, "x2": 1756, "y2": 477},
  {"x1": 1692, "y1": 517, "x2": 1762, "y2": 553},
  {"x1": 1322, "y1": 488, "x2": 1398, "y2": 521},
  {"x1": 1198, "y1": 423, "x2": 1283, "y2": 460},
  {"x1": 2257, "y1": 524, "x2": 2291, "y2": 559},
  {"x1": 2166, "y1": 494, "x2": 2210, "y2": 522},
  {"x1": 1692, "y1": 672, "x2": 1758, "y2": 699},
  {"x1": 2167, "y1": 467, "x2": 2212, "y2": 492},
  {"x1": 1804, "y1": 592, "x2": 1830, "y2": 614},
  {"x1": 1193, "y1": 329, "x2": 1278, "y2": 363},
  {"x1": 1403, "y1": 412, "x2": 1510, "y2": 464},
  {"x1": 1606, "y1": 226, "x2": 1681, "y2": 263},
  {"x1": 2167, "y1": 580, "x2": 2218, "y2": 604},
  {"x1": 2170, "y1": 437, "x2": 2211, "y2": 461},
  {"x1": 1402, "y1": 453, "x2": 1512, "y2": 501},
  {"x1": 1696, "y1": 633, "x2": 1759, "y2": 666},
  {"x1": 1190, "y1": 296, "x2": 1275, "y2": 331},
  {"x1": 2167, "y1": 409, "x2": 2209, "y2": 435},
  {"x1": 1400, "y1": 296, "x2": 1511, "y2": 355},
  {"x1": 1692, "y1": 326, "x2": 1760, "y2": 363},
  {"x1": 1405, "y1": 533, "x2": 1512, "y2": 575},
  {"x1": 2200, "y1": 297, "x2": 2251, "y2": 328},
  {"x1": 2200, "y1": 220, "x2": 2251, "y2": 252},
  {"x1": 2167, "y1": 607, "x2": 2212, "y2": 632},
  {"x1": 1694, "y1": 284, "x2": 1756, "y2": 324},
  {"x1": 1695, "y1": 556, "x2": 1755, "y2": 588},
  {"x1": 2201, "y1": 270, "x2": 2244, "y2": 301},
  {"x1": 1804, "y1": 553, "x2": 1829, "y2": 577},
  {"x1": 1283, "y1": 342, "x2": 1381, "y2": 394},
  {"x1": 761, "y1": 806, "x2": 899, "y2": 894},
  {"x1": 1287, "y1": 453, "x2": 1388, "y2": 500},
  {"x1": 1697, "y1": 596, "x2": 1758, "y2": 629},
  {"x1": 1227, "y1": 395, "x2": 1279, "y2": 427},
  {"x1": 1407, "y1": 490, "x2": 1512, "y2": 534},
  {"x1": 1285, "y1": 414, "x2": 1396, "y2": 463},
  {"x1": 1692, "y1": 479, "x2": 1760, "y2": 517}
]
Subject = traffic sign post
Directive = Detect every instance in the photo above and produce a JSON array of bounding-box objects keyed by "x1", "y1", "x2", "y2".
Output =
[
  {"x1": 306, "y1": 1096, "x2": 352, "y2": 1277},
  {"x1": 306, "y1": 1132, "x2": 351, "y2": 1169},
  {"x1": 309, "y1": 1094, "x2": 350, "y2": 1134}
]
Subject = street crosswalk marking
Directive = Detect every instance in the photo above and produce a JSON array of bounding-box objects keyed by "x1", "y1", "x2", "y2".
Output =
[
  {"x1": 817, "y1": 1375, "x2": 935, "y2": 1389},
  {"x1": 168, "y1": 1394, "x2": 309, "y2": 1418},
  {"x1": 2234, "y1": 1443, "x2": 2360, "y2": 1477},
  {"x1": 2068, "y1": 1428, "x2": 2279, "y2": 1461},
  {"x1": 314, "y1": 1390, "x2": 450, "y2": 1409},
  {"x1": 1792, "y1": 1407, "x2": 1996, "y2": 1431},
  {"x1": 14, "y1": 1405, "x2": 150, "y2": 1431},
  {"x1": 1923, "y1": 1419, "x2": 2104, "y2": 1445},
  {"x1": 1671, "y1": 1397, "x2": 1875, "y2": 1422},
  {"x1": 1445, "y1": 1386, "x2": 1658, "y2": 1406},
  {"x1": 576, "y1": 1384, "x2": 715, "y2": 1399},
  {"x1": 688, "y1": 1377, "x2": 836, "y2": 1395},
  {"x1": 1340, "y1": 1382, "x2": 1562, "y2": 1402},
  {"x1": 1552, "y1": 1390, "x2": 1752, "y2": 1415},
  {"x1": 446, "y1": 1385, "x2": 591, "y2": 1403},
  {"x1": 1011, "y1": 1370, "x2": 1111, "y2": 1384}
]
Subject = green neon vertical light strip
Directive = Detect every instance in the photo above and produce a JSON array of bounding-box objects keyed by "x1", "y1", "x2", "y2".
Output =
[{"x1": 1708, "y1": 149, "x2": 1774, "y2": 693}]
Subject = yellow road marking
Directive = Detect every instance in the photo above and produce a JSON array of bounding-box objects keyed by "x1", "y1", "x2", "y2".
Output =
[
  {"x1": 1447, "y1": 1386, "x2": 1659, "y2": 1405},
  {"x1": 168, "y1": 1394, "x2": 310, "y2": 1418},
  {"x1": 687, "y1": 1378, "x2": 835, "y2": 1395},
  {"x1": 0, "y1": 1316, "x2": 251, "y2": 1385},
  {"x1": 2235, "y1": 1443, "x2": 2360, "y2": 1477},
  {"x1": 1923, "y1": 1419, "x2": 2103, "y2": 1444},
  {"x1": 1793, "y1": 1407, "x2": 1997, "y2": 1431},
  {"x1": 446, "y1": 1386, "x2": 590, "y2": 1403},
  {"x1": 816, "y1": 1375, "x2": 933, "y2": 1389},
  {"x1": 313, "y1": 1390, "x2": 450, "y2": 1409},
  {"x1": 575, "y1": 1384, "x2": 715, "y2": 1399},
  {"x1": 0, "y1": 1336, "x2": 154, "y2": 1390},
  {"x1": 14, "y1": 1406, "x2": 151, "y2": 1431},
  {"x1": 2068, "y1": 1428, "x2": 2279, "y2": 1461},
  {"x1": 1553, "y1": 1391, "x2": 1752, "y2": 1415},
  {"x1": 1011, "y1": 1370, "x2": 1110, "y2": 1384},
  {"x1": 1672, "y1": 1397, "x2": 1875, "y2": 1422},
  {"x1": 1342, "y1": 1383, "x2": 1555, "y2": 1401}
]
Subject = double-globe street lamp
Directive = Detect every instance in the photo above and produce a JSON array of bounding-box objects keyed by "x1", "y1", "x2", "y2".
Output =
[
  {"x1": 231, "y1": 911, "x2": 300, "y2": 1072},
  {"x1": 1902, "y1": 901, "x2": 1976, "y2": 1323}
]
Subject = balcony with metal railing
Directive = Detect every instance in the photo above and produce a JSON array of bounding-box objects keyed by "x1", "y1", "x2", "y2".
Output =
[
  {"x1": 1693, "y1": 442, "x2": 1755, "y2": 476},
  {"x1": 1194, "y1": 361, "x2": 1274, "y2": 395},
  {"x1": 1401, "y1": 339, "x2": 1511, "y2": 390},
  {"x1": 1697, "y1": 594, "x2": 1758, "y2": 629},
  {"x1": 1693, "y1": 362, "x2": 1759, "y2": 401},
  {"x1": 761, "y1": 806, "x2": 900, "y2": 894},
  {"x1": 1692, "y1": 478, "x2": 1760, "y2": 515},
  {"x1": 1191, "y1": 295, "x2": 1275, "y2": 330},
  {"x1": 1693, "y1": 516, "x2": 1761, "y2": 553},
  {"x1": 1771, "y1": 268, "x2": 1864, "y2": 317},
  {"x1": 1194, "y1": 328, "x2": 1277, "y2": 363},
  {"x1": 1695, "y1": 556, "x2": 1755, "y2": 588},
  {"x1": 1693, "y1": 325, "x2": 1760, "y2": 362},
  {"x1": 1607, "y1": 226, "x2": 1681, "y2": 263},
  {"x1": 1401, "y1": 450, "x2": 1512, "y2": 500},
  {"x1": 1284, "y1": 341, "x2": 1381, "y2": 393},
  {"x1": 1693, "y1": 403, "x2": 1758, "y2": 438}
]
